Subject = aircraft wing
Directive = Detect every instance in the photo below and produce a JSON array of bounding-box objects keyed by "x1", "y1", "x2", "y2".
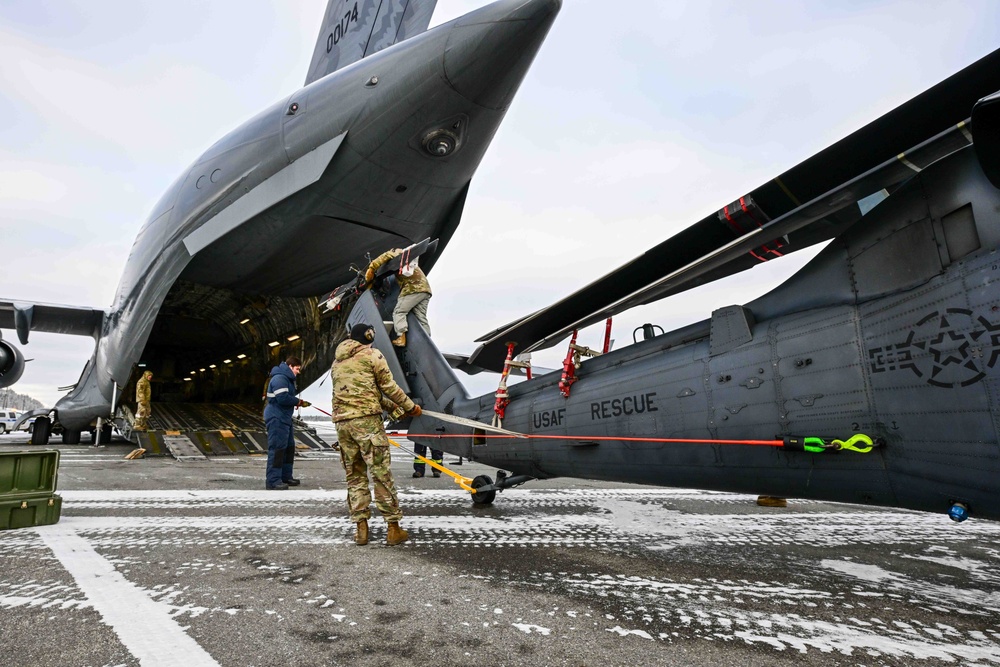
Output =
[
  {"x1": 468, "y1": 47, "x2": 1000, "y2": 372},
  {"x1": 304, "y1": 0, "x2": 439, "y2": 86},
  {"x1": 0, "y1": 300, "x2": 105, "y2": 345}
]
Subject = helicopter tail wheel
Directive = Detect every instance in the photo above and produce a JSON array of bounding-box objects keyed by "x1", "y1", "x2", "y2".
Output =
[{"x1": 471, "y1": 475, "x2": 497, "y2": 505}]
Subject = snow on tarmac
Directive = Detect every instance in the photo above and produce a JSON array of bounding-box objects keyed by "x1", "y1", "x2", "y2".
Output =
[{"x1": 2, "y1": 488, "x2": 1000, "y2": 664}]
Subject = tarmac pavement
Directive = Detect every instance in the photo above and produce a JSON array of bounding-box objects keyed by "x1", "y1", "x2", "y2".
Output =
[{"x1": 2, "y1": 428, "x2": 1000, "y2": 667}]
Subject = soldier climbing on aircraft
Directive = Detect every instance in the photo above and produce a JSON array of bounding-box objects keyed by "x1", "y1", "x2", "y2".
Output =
[
  {"x1": 134, "y1": 370, "x2": 153, "y2": 431},
  {"x1": 331, "y1": 323, "x2": 421, "y2": 546},
  {"x1": 365, "y1": 248, "x2": 432, "y2": 347}
]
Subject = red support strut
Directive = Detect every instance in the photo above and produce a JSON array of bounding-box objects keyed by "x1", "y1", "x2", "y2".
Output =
[
  {"x1": 493, "y1": 342, "x2": 516, "y2": 426},
  {"x1": 559, "y1": 330, "x2": 579, "y2": 398}
]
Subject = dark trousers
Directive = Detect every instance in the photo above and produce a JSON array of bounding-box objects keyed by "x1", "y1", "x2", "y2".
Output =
[
  {"x1": 413, "y1": 443, "x2": 443, "y2": 473},
  {"x1": 265, "y1": 416, "x2": 295, "y2": 486}
]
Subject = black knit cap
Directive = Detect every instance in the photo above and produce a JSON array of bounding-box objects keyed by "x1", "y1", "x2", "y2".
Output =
[{"x1": 350, "y1": 323, "x2": 376, "y2": 344}]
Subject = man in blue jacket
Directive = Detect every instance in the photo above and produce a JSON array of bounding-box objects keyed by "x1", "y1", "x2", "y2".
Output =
[{"x1": 264, "y1": 356, "x2": 310, "y2": 490}]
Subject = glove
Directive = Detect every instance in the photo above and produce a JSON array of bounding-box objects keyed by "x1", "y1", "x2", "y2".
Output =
[
  {"x1": 298, "y1": 400, "x2": 311, "y2": 408},
  {"x1": 364, "y1": 267, "x2": 375, "y2": 284},
  {"x1": 389, "y1": 406, "x2": 406, "y2": 421},
  {"x1": 406, "y1": 404, "x2": 422, "y2": 418}
]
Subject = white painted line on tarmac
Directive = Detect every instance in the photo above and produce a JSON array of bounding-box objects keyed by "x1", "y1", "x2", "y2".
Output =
[{"x1": 37, "y1": 526, "x2": 221, "y2": 667}]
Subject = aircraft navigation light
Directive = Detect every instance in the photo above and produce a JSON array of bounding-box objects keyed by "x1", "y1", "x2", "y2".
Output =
[
  {"x1": 237, "y1": 354, "x2": 247, "y2": 359},
  {"x1": 286, "y1": 335, "x2": 300, "y2": 341},
  {"x1": 268, "y1": 341, "x2": 280, "y2": 347},
  {"x1": 223, "y1": 359, "x2": 232, "y2": 364},
  {"x1": 366, "y1": 76, "x2": 378, "y2": 86},
  {"x1": 209, "y1": 364, "x2": 217, "y2": 369},
  {"x1": 239, "y1": 318, "x2": 251, "y2": 325}
]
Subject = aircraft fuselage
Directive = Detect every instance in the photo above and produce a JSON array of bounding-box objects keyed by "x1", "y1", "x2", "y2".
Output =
[
  {"x1": 52, "y1": 0, "x2": 561, "y2": 430},
  {"x1": 403, "y1": 145, "x2": 1000, "y2": 519}
]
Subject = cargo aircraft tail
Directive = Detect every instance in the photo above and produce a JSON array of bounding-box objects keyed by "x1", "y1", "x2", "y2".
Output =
[{"x1": 304, "y1": 0, "x2": 439, "y2": 85}]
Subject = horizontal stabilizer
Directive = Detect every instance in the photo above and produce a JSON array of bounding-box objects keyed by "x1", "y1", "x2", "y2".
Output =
[{"x1": 469, "y1": 47, "x2": 1000, "y2": 372}]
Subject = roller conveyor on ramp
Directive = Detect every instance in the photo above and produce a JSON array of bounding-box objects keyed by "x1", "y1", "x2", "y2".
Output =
[{"x1": 129, "y1": 402, "x2": 334, "y2": 460}]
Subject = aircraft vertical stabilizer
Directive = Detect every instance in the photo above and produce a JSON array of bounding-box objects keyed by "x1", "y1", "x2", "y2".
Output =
[{"x1": 304, "y1": 0, "x2": 439, "y2": 85}]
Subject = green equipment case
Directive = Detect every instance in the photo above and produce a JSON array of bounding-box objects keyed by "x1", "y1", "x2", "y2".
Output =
[
  {"x1": 0, "y1": 494, "x2": 63, "y2": 530},
  {"x1": 0, "y1": 450, "x2": 62, "y2": 530}
]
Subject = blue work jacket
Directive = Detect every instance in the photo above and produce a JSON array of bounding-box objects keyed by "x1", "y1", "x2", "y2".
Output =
[{"x1": 264, "y1": 363, "x2": 300, "y2": 424}]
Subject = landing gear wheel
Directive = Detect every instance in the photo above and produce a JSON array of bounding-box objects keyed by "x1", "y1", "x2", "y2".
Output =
[
  {"x1": 91, "y1": 423, "x2": 113, "y2": 444},
  {"x1": 30, "y1": 416, "x2": 51, "y2": 446},
  {"x1": 62, "y1": 429, "x2": 81, "y2": 445},
  {"x1": 471, "y1": 474, "x2": 496, "y2": 506}
]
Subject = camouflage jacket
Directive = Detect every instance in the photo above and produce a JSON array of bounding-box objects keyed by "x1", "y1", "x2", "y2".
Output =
[
  {"x1": 331, "y1": 339, "x2": 414, "y2": 422},
  {"x1": 370, "y1": 248, "x2": 432, "y2": 297},
  {"x1": 136, "y1": 377, "x2": 151, "y2": 404}
]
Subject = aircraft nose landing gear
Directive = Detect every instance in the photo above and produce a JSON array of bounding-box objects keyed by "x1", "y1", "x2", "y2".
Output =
[
  {"x1": 471, "y1": 475, "x2": 497, "y2": 505},
  {"x1": 471, "y1": 470, "x2": 535, "y2": 506}
]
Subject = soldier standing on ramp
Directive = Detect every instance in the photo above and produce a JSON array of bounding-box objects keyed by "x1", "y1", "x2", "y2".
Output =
[
  {"x1": 331, "y1": 323, "x2": 421, "y2": 546},
  {"x1": 134, "y1": 370, "x2": 153, "y2": 431}
]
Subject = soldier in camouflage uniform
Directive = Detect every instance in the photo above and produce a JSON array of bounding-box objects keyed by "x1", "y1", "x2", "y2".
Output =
[
  {"x1": 366, "y1": 247, "x2": 432, "y2": 347},
  {"x1": 332, "y1": 322, "x2": 422, "y2": 546},
  {"x1": 134, "y1": 370, "x2": 153, "y2": 431}
]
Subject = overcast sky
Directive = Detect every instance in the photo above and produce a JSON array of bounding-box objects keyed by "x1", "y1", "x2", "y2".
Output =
[{"x1": 1, "y1": 0, "x2": 998, "y2": 411}]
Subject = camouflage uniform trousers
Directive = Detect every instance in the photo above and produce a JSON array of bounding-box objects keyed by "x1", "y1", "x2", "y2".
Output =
[
  {"x1": 135, "y1": 401, "x2": 151, "y2": 429},
  {"x1": 392, "y1": 292, "x2": 430, "y2": 336},
  {"x1": 336, "y1": 414, "x2": 402, "y2": 523}
]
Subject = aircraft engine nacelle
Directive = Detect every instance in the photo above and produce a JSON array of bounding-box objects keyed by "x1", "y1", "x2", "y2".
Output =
[{"x1": 0, "y1": 337, "x2": 26, "y2": 388}]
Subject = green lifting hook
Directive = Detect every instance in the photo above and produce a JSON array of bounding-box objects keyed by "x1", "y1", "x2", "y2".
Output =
[{"x1": 782, "y1": 433, "x2": 877, "y2": 453}]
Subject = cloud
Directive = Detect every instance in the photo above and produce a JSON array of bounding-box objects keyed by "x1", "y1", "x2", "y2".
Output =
[{"x1": 3, "y1": 0, "x2": 999, "y2": 411}]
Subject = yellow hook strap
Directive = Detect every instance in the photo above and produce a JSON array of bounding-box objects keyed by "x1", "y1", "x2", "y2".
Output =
[
  {"x1": 387, "y1": 436, "x2": 477, "y2": 493},
  {"x1": 830, "y1": 433, "x2": 875, "y2": 453}
]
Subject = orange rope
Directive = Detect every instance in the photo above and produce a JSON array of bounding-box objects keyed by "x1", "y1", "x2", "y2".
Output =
[{"x1": 392, "y1": 432, "x2": 784, "y2": 447}]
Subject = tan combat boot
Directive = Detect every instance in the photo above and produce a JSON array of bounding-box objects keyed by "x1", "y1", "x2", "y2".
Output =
[
  {"x1": 386, "y1": 521, "x2": 409, "y2": 546},
  {"x1": 355, "y1": 519, "x2": 369, "y2": 546},
  {"x1": 392, "y1": 333, "x2": 406, "y2": 347}
]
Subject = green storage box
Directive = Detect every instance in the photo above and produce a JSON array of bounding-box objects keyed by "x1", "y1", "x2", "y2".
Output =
[
  {"x1": 0, "y1": 450, "x2": 60, "y2": 497},
  {"x1": 0, "y1": 450, "x2": 62, "y2": 530},
  {"x1": 0, "y1": 494, "x2": 62, "y2": 530}
]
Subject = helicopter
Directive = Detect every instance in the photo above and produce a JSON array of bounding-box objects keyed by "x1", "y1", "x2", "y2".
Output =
[{"x1": 334, "y1": 46, "x2": 1000, "y2": 523}]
